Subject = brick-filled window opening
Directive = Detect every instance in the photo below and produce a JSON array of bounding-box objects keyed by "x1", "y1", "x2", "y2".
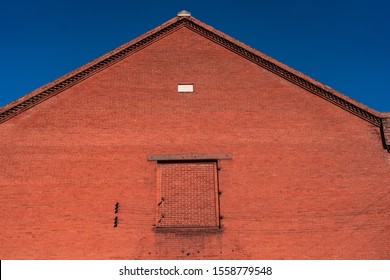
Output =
[{"x1": 156, "y1": 161, "x2": 220, "y2": 229}]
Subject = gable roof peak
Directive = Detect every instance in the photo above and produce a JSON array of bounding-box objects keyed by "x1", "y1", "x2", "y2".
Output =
[
  {"x1": 0, "y1": 13, "x2": 386, "y2": 130},
  {"x1": 177, "y1": 10, "x2": 191, "y2": 17}
]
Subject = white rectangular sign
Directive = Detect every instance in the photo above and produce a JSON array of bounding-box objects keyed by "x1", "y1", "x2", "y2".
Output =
[{"x1": 178, "y1": 84, "x2": 194, "y2": 93}]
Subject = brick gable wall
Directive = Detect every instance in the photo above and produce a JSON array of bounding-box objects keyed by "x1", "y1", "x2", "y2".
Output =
[{"x1": 0, "y1": 27, "x2": 389, "y2": 259}]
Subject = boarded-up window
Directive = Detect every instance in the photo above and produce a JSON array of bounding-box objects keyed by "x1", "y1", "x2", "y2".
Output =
[{"x1": 156, "y1": 161, "x2": 220, "y2": 228}]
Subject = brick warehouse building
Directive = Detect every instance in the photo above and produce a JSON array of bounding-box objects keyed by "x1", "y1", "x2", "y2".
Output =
[{"x1": 1, "y1": 11, "x2": 389, "y2": 259}]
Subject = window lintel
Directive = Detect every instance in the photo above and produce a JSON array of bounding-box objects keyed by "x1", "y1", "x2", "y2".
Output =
[{"x1": 147, "y1": 153, "x2": 232, "y2": 161}]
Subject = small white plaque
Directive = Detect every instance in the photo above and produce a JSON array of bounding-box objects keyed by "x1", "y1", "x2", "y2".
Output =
[{"x1": 178, "y1": 84, "x2": 194, "y2": 93}]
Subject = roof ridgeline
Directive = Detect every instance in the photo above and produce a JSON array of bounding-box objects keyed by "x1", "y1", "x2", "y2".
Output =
[{"x1": 0, "y1": 12, "x2": 387, "y2": 139}]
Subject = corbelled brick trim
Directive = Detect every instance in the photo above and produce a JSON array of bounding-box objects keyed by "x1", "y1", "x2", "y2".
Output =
[
  {"x1": 380, "y1": 117, "x2": 390, "y2": 152},
  {"x1": 0, "y1": 18, "x2": 187, "y2": 124},
  {"x1": 0, "y1": 16, "x2": 384, "y2": 126},
  {"x1": 181, "y1": 19, "x2": 382, "y2": 126}
]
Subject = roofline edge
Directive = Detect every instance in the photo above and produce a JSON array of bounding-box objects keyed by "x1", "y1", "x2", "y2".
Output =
[
  {"x1": 380, "y1": 117, "x2": 390, "y2": 153},
  {"x1": 0, "y1": 16, "x2": 385, "y2": 127},
  {"x1": 0, "y1": 16, "x2": 186, "y2": 124},
  {"x1": 182, "y1": 18, "x2": 383, "y2": 127}
]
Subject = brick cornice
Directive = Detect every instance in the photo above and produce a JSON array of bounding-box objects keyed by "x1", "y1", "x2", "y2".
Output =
[
  {"x1": 0, "y1": 17, "x2": 187, "y2": 123},
  {"x1": 180, "y1": 18, "x2": 383, "y2": 127},
  {"x1": 0, "y1": 16, "x2": 385, "y2": 127}
]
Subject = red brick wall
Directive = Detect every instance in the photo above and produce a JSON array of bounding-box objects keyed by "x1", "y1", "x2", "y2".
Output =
[
  {"x1": 0, "y1": 27, "x2": 389, "y2": 259},
  {"x1": 157, "y1": 162, "x2": 219, "y2": 228}
]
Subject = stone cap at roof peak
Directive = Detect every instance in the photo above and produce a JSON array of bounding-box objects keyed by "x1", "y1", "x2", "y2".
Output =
[{"x1": 177, "y1": 10, "x2": 191, "y2": 17}]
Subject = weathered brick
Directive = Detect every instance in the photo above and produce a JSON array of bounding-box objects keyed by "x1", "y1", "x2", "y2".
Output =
[{"x1": 0, "y1": 21, "x2": 389, "y2": 260}]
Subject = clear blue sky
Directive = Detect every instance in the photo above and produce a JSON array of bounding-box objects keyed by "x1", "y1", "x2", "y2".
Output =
[{"x1": 1, "y1": 0, "x2": 389, "y2": 111}]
